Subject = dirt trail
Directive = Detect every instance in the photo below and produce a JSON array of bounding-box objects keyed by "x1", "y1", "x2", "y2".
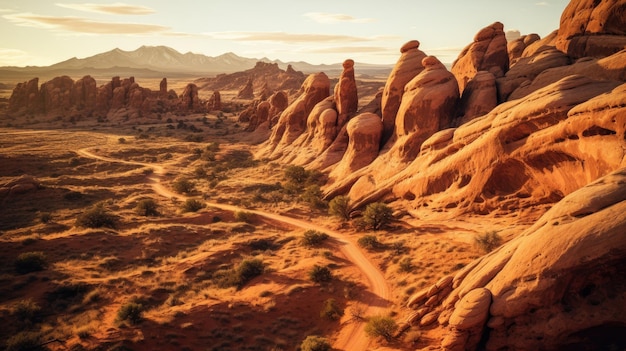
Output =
[{"x1": 77, "y1": 144, "x2": 391, "y2": 350}]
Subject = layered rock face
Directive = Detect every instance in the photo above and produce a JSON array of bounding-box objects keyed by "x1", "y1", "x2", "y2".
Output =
[
  {"x1": 406, "y1": 168, "x2": 626, "y2": 350},
  {"x1": 451, "y1": 22, "x2": 509, "y2": 95},
  {"x1": 7, "y1": 75, "x2": 206, "y2": 118}
]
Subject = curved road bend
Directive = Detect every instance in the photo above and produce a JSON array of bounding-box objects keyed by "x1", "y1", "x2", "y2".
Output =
[{"x1": 77, "y1": 146, "x2": 391, "y2": 350}]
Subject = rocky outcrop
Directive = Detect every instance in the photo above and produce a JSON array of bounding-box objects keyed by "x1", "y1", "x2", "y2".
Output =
[
  {"x1": 381, "y1": 40, "x2": 427, "y2": 145},
  {"x1": 405, "y1": 167, "x2": 626, "y2": 350},
  {"x1": 7, "y1": 75, "x2": 203, "y2": 119},
  {"x1": 452, "y1": 22, "x2": 509, "y2": 95},
  {"x1": 334, "y1": 59, "x2": 358, "y2": 126},
  {"x1": 8, "y1": 78, "x2": 40, "y2": 114},
  {"x1": 258, "y1": 72, "x2": 330, "y2": 159},
  {"x1": 238, "y1": 79, "x2": 254, "y2": 99},
  {"x1": 507, "y1": 33, "x2": 540, "y2": 64},
  {"x1": 0, "y1": 175, "x2": 40, "y2": 200},
  {"x1": 208, "y1": 91, "x2": 221, "y2": 111},
  {"x1": 555, "y1": 0, "x2": 626, "y2": 58},
  {"x1": 457, "y1": 71, "x2": 496, "y2": 124},
  {"x1": 392, "y1": 56, "x2": 459, "y2": 161}
]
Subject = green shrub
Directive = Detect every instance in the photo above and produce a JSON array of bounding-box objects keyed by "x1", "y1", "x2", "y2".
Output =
[
  {"x1": 320, "y1": 298, "x2": 343, "y2": 321},
  {"x1": 301, "y1": 185, "x2": 327, "y2": 209},
  {"x1": 358, "y1": 235, "x2": 382, "y2": 251},
  {"x1": 328, "y1": 195, "x2": 350, "y2": 221},
  {"x1": 172, "y1": 178, "x2": 195, "y2": 194},
  {"x1": 117, "y1": 302, "x2": 143, "y2": 324},
  {"x1": 398, "y1": 257, "x2": 413, "y2": 273},
  {"x1": 365, "y1": 315, "x2": 398, "y2": 341},
  {"x1": 301, "y1": 230, "x2": 329, "y2": 247},
  {"x1": 300, "y1": 335, "x2": 331, "y2": 351},
  {"x1": 5, "y1": 332, "x2": 44, "y2": 351},
  {"x1": 474, "y1": 231, "x2": 502, "y2": 253},
  {"x1": 309, "y1": 265, "x2": 332, "y2": 284},
  {"x1": 181, "y1": 199, "x2": 204, "y2": 213},
  {"x1": 361, "y1": 202, "x2": 393, "y2": 230},
  {"x1": 75, "y1": 203, "x2": 117, "y2": 229},
  {"x1": 216, "y1": 258, "x2": 264, "y2": 289},
  {"x1": 284, "y1": 165, "x2": 308, "y2": 184},
  {"x1": 14, "y1": 252, "x2": 47, "y2": 274},
  {"x1": 135, "y1": 199, "x2": 159, "y2": 216}
]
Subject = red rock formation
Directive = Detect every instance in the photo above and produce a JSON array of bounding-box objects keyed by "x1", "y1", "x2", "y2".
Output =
[
  {"x1": 406, "y1": 167, "x2": 626, "y2": 350},
  {"x1": 507, "y1": 33, "x2": 540, "y2": 64},
  {"x1": 381, "y1": 40, "x2": 427, "y2": 145},
  {"x1": 8, "y1": 78, "x2": 40, "y2": 113},
  {"x1": 73, "y1": 75, "x2": 97, "y2": 112},
  {"x1": 40, "y1": 76, "x2": 74, "y2": 113},
  {"x1": 159, "y1": 78, "x2": 167, "y2": 96},
  {"x1": 258, "y1": 72, "x2": 330, "y2": 159},
  {"x1": 333, "y1": 59, "x2": 358, "y2": 126},
  {"x1": 452, "y1": 22, "x2": 509, "y2": 95},
  {"x1": 556, "y1": 0, "x2": 626, "y2": 58},
  {"x1": 268, "y1": 91, "x2": 288, "y2": 126},
  {"x1": 457, "y1": 71, "x2": 496, "y2": 125},
  {"x1": 180, "y1": 83, "x2": 200, "y2": 111},
  {"x1": 237, "y1": 79, "x2": 254, "y2": 99}
]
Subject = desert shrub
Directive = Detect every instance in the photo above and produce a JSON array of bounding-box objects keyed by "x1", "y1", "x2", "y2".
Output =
[
  {"x1": 216, "y1": 258, "x2": 264, "y2": 289},
  {"x1": 360, "y1": 202, "x2": 393, "y2": 230},
  {"x1": 300, "y1": 335, "x2": 331, "y2": 351},
  {"x1": 63, "y1": 190, "x2": 83, "y2": 201},
  {"x1": 117, "y1": 302, "x2": 143, "y2": 325},
  {"x1": 365, "y1": 315, "x2": 398, "y2": 341},
  {"x1": 398, "y1": 257, "x2": 413, "y2": 273},
  {"x1": 118, "y1": 137, "x2": 126, "y2": 144},
  {"x1": 206, "y1": 142, "x2": 220, "y2": 152},
  {"x1": 284, "y1": 165, "x2": 308, "y2": 183},
  {"x1": 5, "y1": 332, "x2": 44, "y2": 351},
  {"x1": 223, "y1": 150, "x2": 256, "y2": 169},
  {"x1": 75, "y1": 203, "x2": 117, "y2": 229},
  {"x1": 320, "y1": 298, "x2": 343, "y2": 321},
  {"x1": 283, "y1": 165, "x2": 325, "y2": 193},
  {"x1": 14, "y1": 252, "x2": 47, "y2": 274},
  {"x1": 69, "y1": 157, "x2": 80, "y2": 166},
  {"x1": 301, "y1": 185, "x2": 327, "y2": 209},
  {"x1": 234, "y1": 211, "x2": 254, "y2": 223},
  {"x1": 328, "y1": 195, "x2": 350, "y2": 221},
  {"x1": 474, "y1": 231, "x2": 502, "y2": 253},
  {"x1": 236, "y1": 258, "x2": 265, "y2": 284},
  {"x1": 135, "y1": 199, "x2": 159, "y2": 216},
  {"x1": 39, "y1": 212, "x2": 52, "y2": 224},
  {"x1": 181, "y1": 199, "x2": 204, "y2": 213},
  {"x1": 172, "y1": 178, "x2": 195, "y2": 194},
  {"x1": 309, "y1": 265, "x2": 332, "y2": 284},
  {"x1": 12, "y1": 299, "x2": 41, "y2": 325},
  {"x1": 301, "y1": 230, "x2": 329, "y2": 247},
  {"x1": 358, "y1": 235, "x2": 382, "y2": 251},
  {"x1": 193, "y1": 165, "x2": 207, "y2": 178}
]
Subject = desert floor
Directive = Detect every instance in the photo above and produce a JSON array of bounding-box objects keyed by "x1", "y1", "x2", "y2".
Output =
[{"x1": 0, "y1": 112, "x2": 531, "y2": 351}]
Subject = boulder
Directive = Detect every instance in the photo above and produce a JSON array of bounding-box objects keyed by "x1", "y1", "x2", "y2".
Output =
[
  {"x1": 555, "y1": 0, "x2": 626, "y2": 58},
  {"x1": 452, "y1": 22, "x2": 509, "y2": 94},
  {"x1": 381, "y1": 40, "x2": 427, "y2": 145},
  {"x1": 508, "y1": 33, "x2": 540, "y2": 64}
]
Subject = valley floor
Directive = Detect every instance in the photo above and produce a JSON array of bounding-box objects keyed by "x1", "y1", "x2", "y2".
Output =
[{"x1": 0, "y1": 114, "x2": 530, "y2": 351}]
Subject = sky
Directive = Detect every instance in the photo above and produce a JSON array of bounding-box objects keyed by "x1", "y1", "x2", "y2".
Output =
[{"x1": 0, "y1": 0, "x2": 570, "y2": 67}]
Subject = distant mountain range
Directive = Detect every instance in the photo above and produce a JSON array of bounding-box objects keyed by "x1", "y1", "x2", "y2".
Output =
[{"x1": 0, "y1": 45, "x2": 393, "y2": 81}]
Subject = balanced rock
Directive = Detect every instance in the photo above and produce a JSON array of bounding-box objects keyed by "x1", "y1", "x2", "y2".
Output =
[
  {"x1": 452, "y1": 22, "x2": 509, "y2": 94},
  {"x1": 381, "y1": 40, "x2": 427, "y2": 145}
]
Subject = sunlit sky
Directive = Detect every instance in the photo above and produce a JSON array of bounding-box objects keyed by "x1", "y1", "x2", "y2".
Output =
[{"x1": 0, "y1": 0, "x2": 569, "y2": 67}]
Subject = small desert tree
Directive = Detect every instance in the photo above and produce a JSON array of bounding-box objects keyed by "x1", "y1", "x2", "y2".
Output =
[
  {"x1": 360, "y1": 202, "x2": 393, "y2": 230},
  {"x1": 181, "y1": 199, "x2": 204, "y2": 213},
  {"x1": 135, "y1": 199, "x2": 159, "y2": 216},
  {"x1": 365, "y1": 315, "x2": 398, "y2": 341},
  {"x1": 172, "y1": 178, "x2": 195, "y2": 194},
  {"x1": 328, "y1": 195, "x2": 350, "y2": 221},
  {"x1": 301, "y1": 185, "x2": 327, "y2": 209}
]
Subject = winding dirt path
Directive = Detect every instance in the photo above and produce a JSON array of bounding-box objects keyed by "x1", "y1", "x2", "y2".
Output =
[{"x1": 77, "y1": 145, "x2": 391, "y2": 350}]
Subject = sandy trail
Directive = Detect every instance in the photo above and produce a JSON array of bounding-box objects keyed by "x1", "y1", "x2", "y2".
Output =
[{"x1": 77, "y1": 144, "x2": 391, "y2": 350}]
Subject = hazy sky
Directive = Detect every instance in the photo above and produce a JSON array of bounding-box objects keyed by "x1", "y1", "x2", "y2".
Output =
[{"x1": 0, "y1": 0, "x2": 569, "y2": 67}]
